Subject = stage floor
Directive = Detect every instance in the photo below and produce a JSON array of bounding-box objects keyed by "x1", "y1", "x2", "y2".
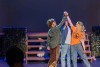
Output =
[{"x1": 0, "y1": 58, "x2": 100, "y2": 67}]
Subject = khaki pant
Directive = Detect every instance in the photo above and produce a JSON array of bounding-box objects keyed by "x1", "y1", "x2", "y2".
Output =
[{"x1": 48, "y1": 45, "x2": 60, "y2": 67}]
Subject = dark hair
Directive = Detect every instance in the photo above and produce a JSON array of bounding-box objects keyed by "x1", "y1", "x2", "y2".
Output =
[
  {"x1": 47, "y1": 18, "x2": 55, "y2": 28},
  {"x1": 6, "y1": 46, "x2": 24, "y2": 67}
]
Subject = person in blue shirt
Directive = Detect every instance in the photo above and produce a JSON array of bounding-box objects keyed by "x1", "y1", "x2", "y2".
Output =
[{"x1": 60, "y1": 20, "x2": 71, "y2": 67}]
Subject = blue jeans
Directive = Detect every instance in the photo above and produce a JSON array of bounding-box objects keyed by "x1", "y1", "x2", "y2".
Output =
[
  {"x1": 61, "y1": 44, "x2": 71, "y2": 67},
  {"x1": 71, "y1": 44, "x2": 91, "y2": 67}
]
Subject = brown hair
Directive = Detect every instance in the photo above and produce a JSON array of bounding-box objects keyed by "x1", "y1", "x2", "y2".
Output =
[
  {"x1": 47, "y1": 18, "x2": 55, "y2": 28},
  {"x1": 77, "y1": 21, "x2": 86, "y2": 32}
]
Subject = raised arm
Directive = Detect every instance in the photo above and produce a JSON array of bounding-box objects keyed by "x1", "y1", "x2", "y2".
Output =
[
  {"x1": 58, "y1": 11, "x2": 68, "y2": 28},
  {"x1": 67, "y1": 14, "x2": 74, "y2": 27}
]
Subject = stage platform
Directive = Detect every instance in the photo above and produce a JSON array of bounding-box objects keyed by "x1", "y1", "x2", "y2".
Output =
[{"x1": 0, "y1": 58, "x2": 100, "y2": 67}]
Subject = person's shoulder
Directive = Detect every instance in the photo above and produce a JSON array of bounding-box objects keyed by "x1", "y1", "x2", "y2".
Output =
[
  {"x1": 48, "y1": 28, "x2": 53, "y2": 33},
  {"x1": 72, "y1": 25, "x2": 76, "y2": 28},
  {"x1": 48, "y1": 29, "x2": 51, "y2": 32},
  {"x1": 71, "y1": 25, "x2": 76, "y2": 30}
]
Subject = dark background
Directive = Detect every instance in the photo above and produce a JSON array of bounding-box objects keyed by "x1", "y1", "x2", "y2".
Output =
[{"x1": 0, "y1": 0, "x2": 100, "y2": 32}]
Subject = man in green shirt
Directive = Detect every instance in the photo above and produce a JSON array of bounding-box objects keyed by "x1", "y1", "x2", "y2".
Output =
[{"x1": 47, "y1": 11, "x2": 68, "y2": 67}]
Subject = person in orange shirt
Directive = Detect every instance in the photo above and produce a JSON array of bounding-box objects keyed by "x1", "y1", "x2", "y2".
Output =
[{"x1": 67, "y1": 13, "x2": 91, "y2": 67}]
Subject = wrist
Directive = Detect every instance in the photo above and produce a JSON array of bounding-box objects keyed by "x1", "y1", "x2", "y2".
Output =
[
  {"x1": 66, "y1": 15, "x2": 69, "y2": 17},
  {"x1": 64, "y1": 15, "x2": 69, "y2": 17}
]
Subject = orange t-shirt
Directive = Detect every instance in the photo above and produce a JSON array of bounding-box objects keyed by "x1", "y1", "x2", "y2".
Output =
[{"x1": 71, "y1": 26, "x2": 85, "y2": 45}]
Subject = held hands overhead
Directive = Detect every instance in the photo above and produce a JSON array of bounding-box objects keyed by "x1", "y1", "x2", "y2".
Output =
[{"x1": 64, "y1": 11, "x2": 68, "y2": 17}]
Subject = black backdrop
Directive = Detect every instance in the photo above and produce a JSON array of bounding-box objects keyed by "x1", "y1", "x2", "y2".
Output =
[{"x1": 0, "y1": 0, "x2": 100, "y2": 32}]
